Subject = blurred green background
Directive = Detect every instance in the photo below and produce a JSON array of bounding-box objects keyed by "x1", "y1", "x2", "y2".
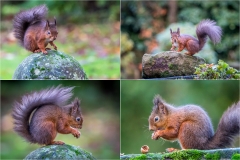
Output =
[
  {"x1": 121, "y1": 80, "x2": 240, "y2": 154},
  {"x1": 1, "y1": 0, "x2": 120, "y2": 79},
  {"x1": 1, "y1": 80, "x2": 120, "y2": 159},
  {"x1": 121, "y1": 1, "x2": 239, "y2": 79}
]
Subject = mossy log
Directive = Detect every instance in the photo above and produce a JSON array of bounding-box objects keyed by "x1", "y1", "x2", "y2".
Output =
[{"x1": 121, "y1": 148, "x2": 240, "y2": 160}]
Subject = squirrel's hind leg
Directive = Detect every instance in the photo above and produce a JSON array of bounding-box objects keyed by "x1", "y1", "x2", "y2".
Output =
[
  {"x1": 24, "y1": 35, "x2": 38, "y2": 53},
  {"x1": 37, "y1": 40, "x2": 48, "y2": 54},
  {"x1": 185, "y1": 40, "x2": 199, "y2": 56},
  {"x1": 31, "y1": 121, "x2": 58, "y2": 145}
]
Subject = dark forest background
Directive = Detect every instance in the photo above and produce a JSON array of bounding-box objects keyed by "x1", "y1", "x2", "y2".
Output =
[{"x1": 121, "y1": 1, "x2": 239, "y2": 79}]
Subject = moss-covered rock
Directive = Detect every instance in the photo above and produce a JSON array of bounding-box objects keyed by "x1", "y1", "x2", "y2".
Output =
[
  {"x1": 121, "y1": 148, "x2": 240, "y2": 160},
  {"x1": 25, "y1": 144, "x2": 95, "y2": 160},
  {"x1": 142, "y1": 51, "x2": 205, "y2": 79},
  {"x1": 13, "y1": 50, "x2": 87, "y2": 80}
]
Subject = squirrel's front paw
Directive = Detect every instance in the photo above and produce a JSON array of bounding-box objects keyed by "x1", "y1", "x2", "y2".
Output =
[
  {"x1": 170, "y1": 47, "x2": 175, "y2": 51},
  {"x1": 151, "y1": 131, "x2": 160, "y2": 140},
  {"x1": 54, "y1": 46, "x2": 57, "y2": 50},
  {"x1": 72, "y1": 129, "x2": 81, "y2": 138}
]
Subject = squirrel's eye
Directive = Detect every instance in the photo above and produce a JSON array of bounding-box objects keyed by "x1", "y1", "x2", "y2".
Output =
[
  {"x1": 47, "y1": 31, "x2": 51, "y2": 35},
  {"x1": 154, "y1": 116, "x2": 159, "y2": 122},
  {"x1": 76, "y1": 117, "x2": 81, "y2": 122}
]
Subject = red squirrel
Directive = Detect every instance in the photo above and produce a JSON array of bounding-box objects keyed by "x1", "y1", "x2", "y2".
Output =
[
  {"x1": 149, "y1": 95, "x2": 240, "y2": 149},
  {"x1": 170, "y1": 19, "x2": 222, "y2": 56},
  {"x1": 12, "y1": 86, "x2": 83, "y2": 145},
  {"x1": 13, "y1": 5, "x2": 58, "y2": 54}
]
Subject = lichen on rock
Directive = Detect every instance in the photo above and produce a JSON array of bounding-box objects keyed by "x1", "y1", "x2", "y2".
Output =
[
  {"x1": 13, "y1": 50, "x2": 88, "y2": 80},
  {"x1": 142, "y1": 51, "x2": 205, "y2": 79},
  {"x1": 25, "y1": 144, "x2": 96, "y2": 160}
]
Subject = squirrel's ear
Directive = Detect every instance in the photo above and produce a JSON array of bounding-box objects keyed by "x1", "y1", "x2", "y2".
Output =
[
  {"x1": 153, "y1": 95, "x2": 164, "y2": 106},
  {"x1": 73, "y1": 98, "x2": 81, "y2": 108},
  {"x1": 71, "y1": 98, "x2": 81, "y2": 114},
  {"x1": 159, "y1": 104, "x2": 167, "y2": 114},
  {"x1": 45, "y1": 20, "x2": 50, "y2": 29},
  {"x1": 153, "y1": 95, "x2": 167, "y2": 114},
  {"x1": 177, "y1": 28, "x2": 180, "y2": 35},
  {"x1": 54, "y1": 17, "x2": 57, "y2": 25},
  {"x1": 170, "y1": 28, "x2": 172, "y2": 34}
]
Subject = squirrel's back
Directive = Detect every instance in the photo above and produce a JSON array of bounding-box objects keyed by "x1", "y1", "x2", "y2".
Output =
[
  {"x1": 175, "y1": 103, "x2": 239, "y2": 149},
  {"x1": 176, "y1": 105, "x2": 214, "y2": 149},
  {"x1": 13, "y1": 5, "x2": 48, "y2": 46},
  {"x1": 12, "y1": 86, "x2": 74, "y2": 143}
]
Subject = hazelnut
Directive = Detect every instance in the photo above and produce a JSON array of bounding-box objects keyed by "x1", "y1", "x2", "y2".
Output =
[{"x1": 141, "y1": 145, "x2": 149, "y2": 154}]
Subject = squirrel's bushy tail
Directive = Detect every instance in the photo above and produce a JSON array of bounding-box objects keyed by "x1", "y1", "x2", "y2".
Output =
[
  {"x1": 12, "y1": 85, "x2": 74, "y2": 143},
  {"x1": 13, "y1": 4, "x2": 48, "y2": 46},
  {"x1": 206, "y1": 101, "x2": 240, "y2": 149},
  {"x1": 196, "y1": 19, "x2": 222, "y2": 50}
]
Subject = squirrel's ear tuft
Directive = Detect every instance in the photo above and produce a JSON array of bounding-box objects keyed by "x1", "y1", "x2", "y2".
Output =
[
  {"x1": 71, "y1": 98, "x2": 80, "y2": 114},
  {"x1": 153, "y1": 95, "x2": 164, "y2": 106},
  {"x1": 45, "y1": 20, "x2": 49, "y2": 29},
  {"x1": 170, "y1": 28, "x2": 172, "y2": 34},
  {"x1": 73, "y1": 98, "x2": 81, "y2": 107},
  {"x1": 177, "y1": 28, "x2": 180, "y2": 34},
  {"x1": 54, "y1": 17, "x2": 57, "y2": 25}
]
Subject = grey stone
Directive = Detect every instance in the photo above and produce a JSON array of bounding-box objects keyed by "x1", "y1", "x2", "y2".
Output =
[
  {"x1": 142, "y1": 51, "x2": 205, "y2": 79},
  {"x1": 25, "y1": 144, "x2": 96, "y2": 160},
  {"x1": 13, "y1": 50, "x2": 87, "y2": 80}
]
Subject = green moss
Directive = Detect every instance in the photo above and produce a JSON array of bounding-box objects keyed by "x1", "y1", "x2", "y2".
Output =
[
  {"x1": 149, "y1": 58, "x2": 155, "y2": 65},
  {"x1": 57, "y1": 52, "x2": 67, "y2": 59},
  {"x1": 163, "y1": 149, "x2": 204, "y2": 160},
  {"x1": 168, "y1": 64, "x2": 178, "y2": 70},
  {"x1": 204, "y1": 152, "x2": 220, "y2": 160},
  {"x1": 75, "y1": 149, "x2": 80, "y2": 156},
  {"x1": 231, "y1": 153, "x2": 240, "y2": 160},
  {"x1": 130, "y1": 154, "x2": 147, "y2": 160},
  {"x1": 161, "y1": 71, "x2": 170, "y2": 77},
  {"x1": 147, "y1": 153, "x2": 163, "y2": 159},
  {"x1": 39, "y1": 67, "x2": 46, "y2": 71}
]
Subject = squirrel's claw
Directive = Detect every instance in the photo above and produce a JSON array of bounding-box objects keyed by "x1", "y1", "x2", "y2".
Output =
[
  {"x1": 151, "y1": 132, "x2": 159, "y2": 140},
  {"x1": 42, "y1": 50, "x2": 48, "y2": 54},
  {"x1": 152, "y1": 131, "x2": 161, "y2": 140},
  {"x1": 170, "y1": 47, "x2": 176, "y2": 51},
  {"x1": 72, "y1": 129, "x2": 81, "y2": 138}
]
